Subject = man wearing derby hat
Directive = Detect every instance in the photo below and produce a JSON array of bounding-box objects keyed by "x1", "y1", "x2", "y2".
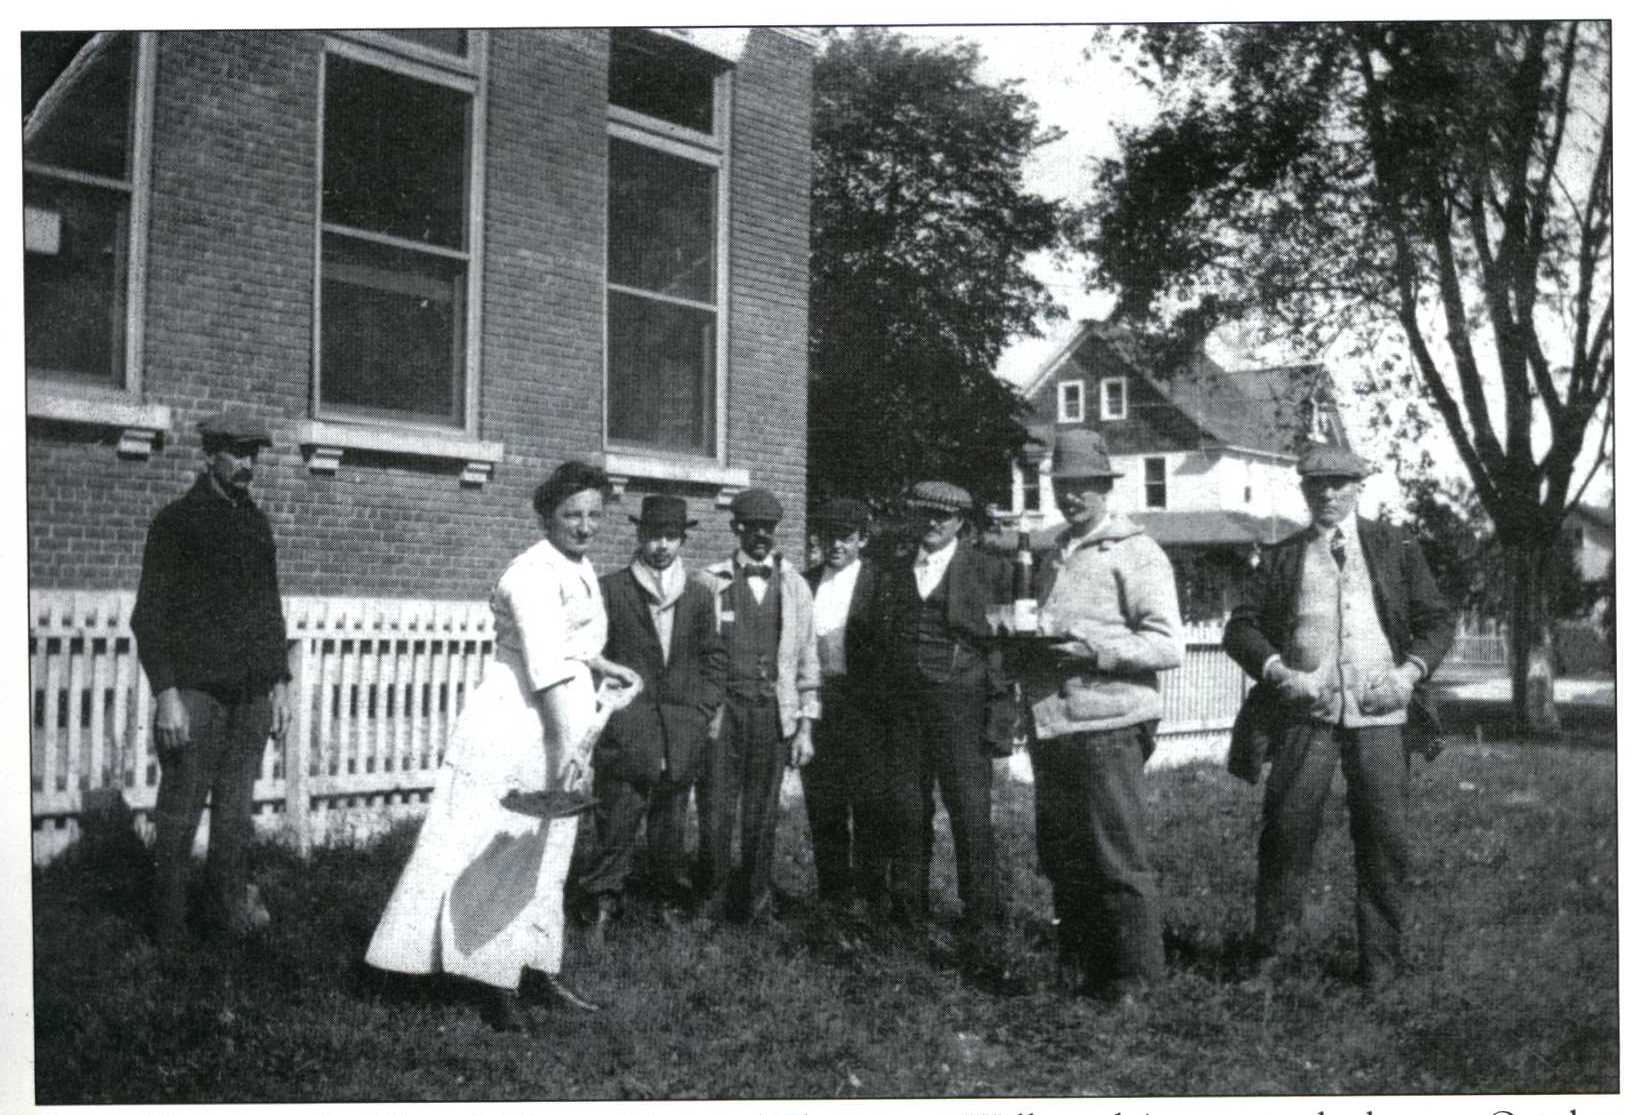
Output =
[
  {"x1": 1224, "y1": 442, "x2": 1452, "y2": 989},
  {"x1": 582, "y1": 495, "x2": 726, "y2": 940},
  {"x1": 1014, "y1": 429, "x2": 1183, "y2": 1004},
  {"x1": 131, "y1": 407, "x2": 292, "y2": 948},
  {"x1": 696, "y1": 487, "x2": 820, "y2": 923},
  {"x1": 802, "y1": 497, "x2": 893, "y2": 915},
  {"x1": 876, "y1": 479, "x2": 1016, "y2": 987}
]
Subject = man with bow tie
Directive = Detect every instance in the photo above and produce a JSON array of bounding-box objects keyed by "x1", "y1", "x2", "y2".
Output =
[
  {"x1": 581, "y1": 495, "x2": 726, "y2": 941},
  {"x1": 695, "y1": 487, "x2": 820, "y2": 924},
  {"x1": 1224, "y1": 443, "x2": 1453, "y2": 989}
]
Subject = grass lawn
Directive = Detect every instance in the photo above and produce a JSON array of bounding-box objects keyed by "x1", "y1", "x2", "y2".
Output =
[{"x1": 33, "y1": 716, "x2": 1616, "y2": 1102}]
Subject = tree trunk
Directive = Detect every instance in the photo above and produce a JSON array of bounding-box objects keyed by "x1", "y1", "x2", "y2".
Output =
[{"x1": 1505, "y1": 540, "x2": 1561, "y2": 736}]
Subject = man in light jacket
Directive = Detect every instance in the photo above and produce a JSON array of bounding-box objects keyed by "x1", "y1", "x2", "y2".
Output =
[
  {"x1": 1016, "y1": 430, "x2": 1184, "y2": 1004},
  {"x1": 695, "y1": 487, "x2": 820, "y2": 924}
]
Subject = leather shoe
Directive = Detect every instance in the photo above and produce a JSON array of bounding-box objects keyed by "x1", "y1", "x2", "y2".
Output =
[{"x1": 524, "y1": 970, "x2": 602, "y2": 1013}]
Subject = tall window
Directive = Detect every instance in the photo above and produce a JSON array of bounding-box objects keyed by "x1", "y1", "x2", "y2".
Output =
[
  {"x1": 606, "y1": 30, "x2": 729, "y2": 457},
  {"x1": 1100, "y1": 376, "x2": 1128, "y2": 421},
  {"x1": 23, "y1": 32, "x2": 152, "y2": 389},
  {"x1": 1057, "y1": 380, "x2": 1084, "y2": 423},
  {"x1": 1145, "y1": 456, "x2": 1167, "y2": 508},
  {"x1": 317, "y1": 35, "x2": 482, "y2": 429}
]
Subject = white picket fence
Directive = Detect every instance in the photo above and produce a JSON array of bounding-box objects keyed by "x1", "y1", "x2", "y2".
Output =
[{"x1": 28, "y1": 591, "x2": 1248, "y2": 864}]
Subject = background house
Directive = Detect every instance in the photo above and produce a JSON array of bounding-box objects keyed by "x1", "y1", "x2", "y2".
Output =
[{"x1": 1003, "y1": 319, "x2": 1353, "y2": 620}]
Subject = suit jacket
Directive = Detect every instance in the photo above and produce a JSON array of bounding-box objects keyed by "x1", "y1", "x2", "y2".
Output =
[
  {"x1": 1223, "y1": 516, "x2": 1455, "y2": 783},
  {"x1": 804, "y1": 557, "x2": 882, "y2": 689},
  {"x1": 595, "y1": 566, "x2": 727, "y2": 786}
]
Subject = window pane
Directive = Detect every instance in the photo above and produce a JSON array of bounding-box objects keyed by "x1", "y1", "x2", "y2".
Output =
[
  {"x1": 608, "y1": 291, "x2": 715, "y2": 454},
  {"x1": 380, "y1": 29, "x2": 468, "y2": 57},
  {"x1": 323, "y1": 55, "x2": 468, "y2": 249},
  {"x1": 23, "y1": 32, "x2": 133, "y2": 180},
  {"x1": 321, "y1": 233, "x2": 465, "y2": 424},
  {"x1": 608, "y1": 139, "x2": 716, "y2": 302},
  {"x1": 609, "y1": 29, "x2": 715, "y2": 134},
  {"x1": 24, "y1": 175, "x2": 127, "y2": 385}
]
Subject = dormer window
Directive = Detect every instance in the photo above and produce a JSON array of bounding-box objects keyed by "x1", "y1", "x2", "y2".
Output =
[
  {"x1": 1057, "y1": 380, "x2": 1085, "y2": 423},
  {"x1": 1099, "y1": 376, "x2": 1128, "y2": 420}
]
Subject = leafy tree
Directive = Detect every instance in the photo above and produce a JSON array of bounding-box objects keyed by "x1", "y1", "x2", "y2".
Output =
[
  {"x1": 1080, "y1": 22, "x2": 1612, "y2": 731},
  {"x1": 809, "y1": 28, "x2": 1066, "y2": 512}
]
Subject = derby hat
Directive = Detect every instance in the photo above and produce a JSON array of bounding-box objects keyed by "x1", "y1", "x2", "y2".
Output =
[
  {"x1": 1296, "y1": 443, "x2": 1371, "y2": 479},
  {"x1": 904, "y1": 480, "x2": 973, "y2": 514},
  {"x1": 1051, "y1": 429, "x2": 1124, "y2": 479},
  {"x1": 197, "y1": 407, "x2": 272, "y2": 448},
  {"x1": 629, "y1": 494, "x2": 697, "y2": 532},
  {"x1": 729, "y1": 487, "x2": 784, "y2": 523}
]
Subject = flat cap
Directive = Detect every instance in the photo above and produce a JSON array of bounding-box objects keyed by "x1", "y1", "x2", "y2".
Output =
[
  {"x1": 905, "y1": 480, "x2": 973, "y2": 513},
  {"x1": 1051, "y1": 429, "x2": 1124, "y2": 479},
  {"x1": 730, "y1": 487, "x2": 784, "y2": 523},
  {"x1": 197, "y1": 407, "x2": 272, "y2": 447},
  {"x1": 812, "y1": 497, "x2": 872, "y2": 535},
  {"x1": 1296, "y1": 443, "x2": 1371, "y2": 479}
]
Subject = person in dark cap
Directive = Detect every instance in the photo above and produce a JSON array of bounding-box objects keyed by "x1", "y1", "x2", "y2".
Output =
[
  {"x1": 130, "y1": 408, "x2": 291, "y2": 948},
  {"x1": 695, "y1": 487, "x2": 820, "y2": 924},
  {"x1": 1013, "y1": 429, "x2": 1183, "y2": 1006},
  {"x1": 875, "y1": 479, "x2": 1017, "y2": 990},
  {"x1": 1224, "y1": 442, "x2": 1453, "y2": 990},
  {"x1": 579, "y1": 495, "x2": 726, "y2": 941},
  {"x1": 802, "y1": 497, "x2": 892, "y2": 920}
]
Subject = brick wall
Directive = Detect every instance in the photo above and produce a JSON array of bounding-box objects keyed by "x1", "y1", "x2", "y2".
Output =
[{"x1": 26, "y1": 29, "x2": 815, "y2": 595}]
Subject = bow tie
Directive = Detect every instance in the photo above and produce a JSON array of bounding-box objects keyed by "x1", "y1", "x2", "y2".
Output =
[{"x1": 743, "y1": 563, "x2": 773, "y2": 579}]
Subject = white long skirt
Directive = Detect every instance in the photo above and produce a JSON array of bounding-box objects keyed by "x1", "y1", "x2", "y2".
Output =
[{"x1": 365, "y1": 654, "x2": 600, "y2": 989}]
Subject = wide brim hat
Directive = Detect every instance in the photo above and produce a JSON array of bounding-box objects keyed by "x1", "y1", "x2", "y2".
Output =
[
  {"x1": 629, "y1": 494, "x2": 698, "y2": 531},
  {"x1": 730, "y1": 487, "x2": 784, "y2": 523},
  {"x1": 812, "y1": 497, "x2": 871, "y2": 535},
  {"x1": 1296, "y1": 443, "x2": 1371, "y2": 479},
  {"x1": 1051, "y1": 429, "x2": 1123, "y2": 479},
  {"x1": 197, "y1": 407, "x2": 272, "y2": 448},
  {"x1": 904, "y1": 480, "x2": 973, "y2": 513}
]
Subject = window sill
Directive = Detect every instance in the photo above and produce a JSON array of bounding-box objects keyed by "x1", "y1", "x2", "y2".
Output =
[
  {"x1": 26, "y1": 384, "x2": 173, "y2": 459},
  {"x1": 296, "y1": 420, "x2": 505, "y2": 487},
  {"x1": 599, "y1": 450, "x2": 751, "y2": 507}
]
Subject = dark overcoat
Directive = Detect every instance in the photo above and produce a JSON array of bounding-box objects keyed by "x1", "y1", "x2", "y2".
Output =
[
  {"x1": 1223, "y1": 516, "x2": 1455, "y2": 783},
  {"x1": 595, "y1": 566, "x2": 727, "y2": 786}
]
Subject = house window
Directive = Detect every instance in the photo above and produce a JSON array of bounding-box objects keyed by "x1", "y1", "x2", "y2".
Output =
[
  {"x1": 606, "y1": 29, "x2": 730, "y2": 458},
  {"x1": 23, "y1": 32, "x2": 154, "y2": 390},
  {"x1": 1057, "y1": 380, "x2": 1085, "y2": 423},
  {"x1": 1312, "y1": 405, "x2": 1338, "y2": 443},
  {"x1": 1100, "y1": 376, "x2": 1128, "y2": 420},
  {"x1": 316, "y1": 36, "x2": 485, "y2": 430},
  {"x1": 1145, "y1": 456, "x2": 1167, "y2": 509}
]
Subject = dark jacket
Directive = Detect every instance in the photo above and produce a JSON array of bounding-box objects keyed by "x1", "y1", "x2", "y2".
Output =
[
  {"x1": 1223, "y1": 516, "x2": 1455, "y2": 783},
  {"x1": 803, "y1": 557, "x2": 882, "y2": 689},
  {"x1": 130, "y1": 473, "x2": 289, "y2": 694},
  {"x1": 595, "y1": 565, "x2": 727, "y2": 786}
]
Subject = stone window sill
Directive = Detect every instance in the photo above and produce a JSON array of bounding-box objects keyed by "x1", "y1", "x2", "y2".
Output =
[
  {"x1": 599, "y1": 450, "x2": 751, "y2": 506},
  {"x1": 296, "y1": 420, "x2": 505, "y2": 487},
  {"x1": 26, "y1": 384, "x2": 173, "y2": 459}
]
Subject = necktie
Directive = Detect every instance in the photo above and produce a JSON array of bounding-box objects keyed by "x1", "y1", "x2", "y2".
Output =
[{"x1": 1329, "y1": 529, "x2": 1347, "y2": 570}]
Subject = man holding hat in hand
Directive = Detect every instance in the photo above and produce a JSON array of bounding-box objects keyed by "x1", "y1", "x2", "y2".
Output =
[
  {"x1": 131, "y1": 407, "x2": 292, "y2": 948},
  {"x1": 696, "y1": 487, "x2": 820, "y2": 924},
  {"x1": 1224, "y1": 443, "x2": 1452, "y2": 988},
  {"x1": 582, "y1": 495, "x2": 726, "y2": 939}
]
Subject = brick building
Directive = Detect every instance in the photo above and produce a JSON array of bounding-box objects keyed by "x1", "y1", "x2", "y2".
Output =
[{"x1": 24, "y1": 28, "x2": 816, "y2": 598}]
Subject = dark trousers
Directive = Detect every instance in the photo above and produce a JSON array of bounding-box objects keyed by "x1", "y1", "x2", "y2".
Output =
[
  {"x1": 696, "y1": 696, "x2": 786, "y2": 918},
  {"x1": 1028, "y1": 722, "x2": 1165, "y2": 987},
  {"x1": 886, "y1": 671, "x2": 998, "y2": 930},
  {"x1": 801, "y1": 676, "x2": 893, "y2": 906},
  {"x1": 1255, "y1": 720, "x2": 1409, "y2": 979},
  {"x1": 152, "y1": 687, "x2": 272, "y2": 940},
  {"x1": 581, "y1": 768, "x2": 692, "y2": 907}
]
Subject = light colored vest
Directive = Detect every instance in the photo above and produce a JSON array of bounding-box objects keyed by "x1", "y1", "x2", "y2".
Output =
[{"x1": 1284, "y1": 527, "x2": 1405, "y2": 728}]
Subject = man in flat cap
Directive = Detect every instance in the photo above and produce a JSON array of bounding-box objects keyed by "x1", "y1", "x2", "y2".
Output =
[
  {"x1": 581, "y1": 495, "x2": 726, "y2": 940},
  {"x1": 876, "y1": 480, "x2": 1016, "y2": 988},
  {"x1": 802, "y1": 498, "x2": 892, "y2": 918},
  {"x1": 695, "y1": 487, "x2": 820, "y2": 924},
  {"x1": 1015, "y1": 430, "x2": 1183, "y2": 1004},
  {"x1": 131, "y1": 408, "x2": 292, "y2": 948},
  {"x1": 1224, "y1": 443, "x2": 1452, "y2": 989}
]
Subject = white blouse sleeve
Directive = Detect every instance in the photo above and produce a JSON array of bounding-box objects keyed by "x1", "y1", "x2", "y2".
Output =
[{"x1": 497, "y1": 556, "x2": 582, "y2": 693}]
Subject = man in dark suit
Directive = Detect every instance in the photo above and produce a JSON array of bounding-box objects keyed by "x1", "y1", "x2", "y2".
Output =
[
  {"x1": 802, "y1": 498, "x2": 891, "y2": 915},
  {"x1": 582, "y1": 495, "x2": 726, "y2": 939},
  {"x1": 1224, "y1": 444, "x2": 1453, "y2": 988},
  {"x1": 877, "y1": 480, "x2": 1017, "y2": 990}
]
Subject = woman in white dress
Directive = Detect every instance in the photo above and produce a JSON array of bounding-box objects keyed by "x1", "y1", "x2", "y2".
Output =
[{"x1": 365, "y1": 461, "x2": 641, "y2": 1030}]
